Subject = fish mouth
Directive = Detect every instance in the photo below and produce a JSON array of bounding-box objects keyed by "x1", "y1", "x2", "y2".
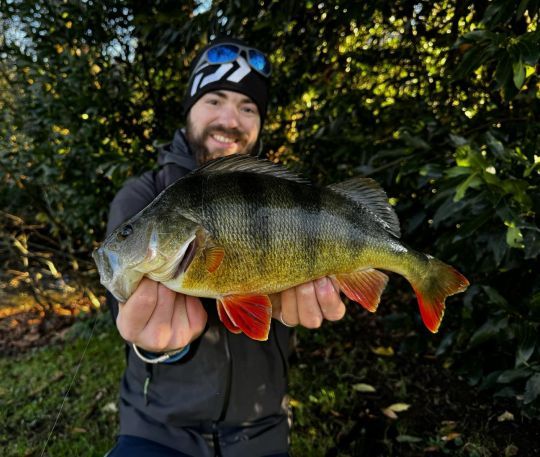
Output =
[
  {"x1": 92, "y1": 247, "x2": 116, "y2": 285},
  {"x1": 92, "y1": 246, "x2": 140, "y2": 303},
  {"x1": 173, "y1": 236, "x2": 198, "y2": 279}
]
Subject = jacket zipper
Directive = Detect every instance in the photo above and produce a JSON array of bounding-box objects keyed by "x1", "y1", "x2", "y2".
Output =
[
  {"x1": 143, "y1": 363, "x2": 153, "y2": 406},
  {"x1": 213, "y1": 327, "x2": 232, "y2": 456}
]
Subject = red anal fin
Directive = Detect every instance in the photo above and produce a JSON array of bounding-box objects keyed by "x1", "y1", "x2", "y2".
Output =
[
  {"x1": 218, "y1": 295, "x2": 272, "y2": 341},
  {"x1": 204, "y1": 246, "x2": 225, "y2": 273},
  {"x1": 217, "y1": 301, "x2": 242, "y2": 334},
  {"x1": 335, "y1": 269, "x2": 389, "y2": 312}
]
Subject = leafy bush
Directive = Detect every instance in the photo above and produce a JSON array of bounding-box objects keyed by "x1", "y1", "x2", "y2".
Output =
[{"x1": 1, "y1": 0, "x2": 539, "y2": 418}]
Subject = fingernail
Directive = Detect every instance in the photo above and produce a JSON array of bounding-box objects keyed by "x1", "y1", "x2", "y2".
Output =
[{"x1": 315, "y1": 277, "x2": 328, "y2": 288}]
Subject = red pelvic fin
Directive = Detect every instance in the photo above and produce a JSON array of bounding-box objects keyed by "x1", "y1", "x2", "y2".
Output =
[
  {"x1": 412, "y1": 257, "x2": 470, "y2": 333},
  {"x1": 204, "y1": 246, "x2": 225, "y2": 273},
  {"x1": 218, "y1": 295, "x2": 272, "y2": 341},
  {"x1": 217, "y1": 301, "x2": 242, "y2": 334},
  {"x1": 335, "y1": 269, "x2": 389, "y2": 312}
]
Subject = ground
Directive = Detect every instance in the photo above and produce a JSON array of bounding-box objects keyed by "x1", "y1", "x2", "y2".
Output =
[{"x1": 1, "y1": 287, "x2": 539, "y2": 456}]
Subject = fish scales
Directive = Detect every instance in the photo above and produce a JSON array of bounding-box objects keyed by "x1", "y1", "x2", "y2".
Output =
[
  {"x1": 177, "y1": 171, "x2": 387, "y2": 296},
  {"x1": 93, "y1": 154, "x2": 469, "y2": 339}
]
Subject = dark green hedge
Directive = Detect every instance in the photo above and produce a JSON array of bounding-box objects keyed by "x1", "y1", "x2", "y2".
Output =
[{"x1": 1, "y1": 0, "x2": 539, "y2": 416}]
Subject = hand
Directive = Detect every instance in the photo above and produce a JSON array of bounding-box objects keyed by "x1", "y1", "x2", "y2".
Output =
[
  {"x1": 116, "y1": 277, "x2": 207, "y2": 353},
  {"x1": 271, "y1": 277, "x2": 346, "y2": 328}
]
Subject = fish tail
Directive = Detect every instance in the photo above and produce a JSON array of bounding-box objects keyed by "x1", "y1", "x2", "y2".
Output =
[{"x1": 409, "y1": 255, "x2": 469, "y2": 333}]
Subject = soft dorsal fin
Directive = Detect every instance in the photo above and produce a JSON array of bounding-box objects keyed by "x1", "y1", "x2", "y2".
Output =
[
  {"x1": 190, "y1": 154, "x2": 309, "y2": 184},
  {"x1": 329, "y1": 177, "x2": 401, "y2": 238}
]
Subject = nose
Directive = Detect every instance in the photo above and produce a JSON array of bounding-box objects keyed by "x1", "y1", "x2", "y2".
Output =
[{"x1": 216, "y1": 103, "x2": 241, "y2": 129}]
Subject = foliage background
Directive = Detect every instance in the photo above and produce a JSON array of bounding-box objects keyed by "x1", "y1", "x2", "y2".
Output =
[{"x1": 0, "y1": 0, "x2": 539, "y2": 454}]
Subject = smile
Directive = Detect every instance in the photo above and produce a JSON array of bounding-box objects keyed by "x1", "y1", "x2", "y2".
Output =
[{"x1": 211, "y1": 133, "x2": 237, "y2": 144}]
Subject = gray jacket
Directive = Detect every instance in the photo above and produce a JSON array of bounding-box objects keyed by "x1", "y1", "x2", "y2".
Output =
[{"x1": 106, "y1": 130, "x2": 291, "y2": 457}]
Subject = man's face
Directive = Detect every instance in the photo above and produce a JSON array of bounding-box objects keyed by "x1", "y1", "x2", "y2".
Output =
[{"x1": 186, "y1": 90, "x2": 261, "y2": 164}]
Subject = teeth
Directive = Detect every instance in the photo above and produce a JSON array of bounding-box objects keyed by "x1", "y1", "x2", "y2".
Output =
[{"x1": 213, "y1": 134, "x2": 235, "y2": 144}]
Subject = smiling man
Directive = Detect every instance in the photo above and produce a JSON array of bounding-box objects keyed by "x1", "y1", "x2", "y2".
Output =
[
  {"x1": 186, "y1": 90, "x2": 261, "y2": 161},
  {"x1": 104, "y1": 38, "x2": 346, "y2": 457}
]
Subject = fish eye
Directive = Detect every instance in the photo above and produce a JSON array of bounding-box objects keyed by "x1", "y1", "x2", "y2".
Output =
[{"x1": 118, "y1": 224, "x2": 133, "y2": 240}]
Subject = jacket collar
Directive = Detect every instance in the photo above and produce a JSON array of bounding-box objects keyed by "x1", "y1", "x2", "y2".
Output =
[{"x1": 157, "y1": 129, "x2": 198, "y2": 171}]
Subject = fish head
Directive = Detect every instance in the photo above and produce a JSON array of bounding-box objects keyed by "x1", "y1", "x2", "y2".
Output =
[{"x1": 93, "y1": 209, "x2": 200, "y2": 303}]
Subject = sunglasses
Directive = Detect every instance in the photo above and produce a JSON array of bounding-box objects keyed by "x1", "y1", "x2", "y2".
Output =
[{"x1": 194, "y1": 43, "x2": 272, "y2": 77}]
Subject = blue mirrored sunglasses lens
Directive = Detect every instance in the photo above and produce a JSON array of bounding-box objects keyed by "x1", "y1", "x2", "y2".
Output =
[
  {"x1": 207, "y1": 44, "x2": 239, "y2": 63},
  {"x1": 248, "y1": 50, "x2": 271, "y2": 75}
]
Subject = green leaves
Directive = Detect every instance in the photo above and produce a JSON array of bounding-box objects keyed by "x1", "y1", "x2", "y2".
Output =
[
  {"x1": 454, "y1": 23, "x2": 540, "y2": 100},
  {"x1": 453, "y1": 172, "x2": 481, "y2": 202},
  {"x1": 1, "y1": 0, "x2": 539, "y2": 425},
  {"x1": 524, "y1": 374, "x2": 540, "y2": 404},
  {"x1": 468, "y1": 317, "x2": 508, "y2": 348},
  {"x1": 452, "y1": 41, "x2": 495, "y2": 81},
  {"x1": 512, "y1": 60, "x2": 525, "y2": 89}
]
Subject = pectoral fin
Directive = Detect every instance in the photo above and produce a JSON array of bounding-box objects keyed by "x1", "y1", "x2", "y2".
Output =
[
  {"x1": 335, "y1": 269, "x2": 389, "y2": 312},
  {"x1": 218, "y1": 295, "x2": 273, "y2": 341},
  {"x1": 204, "y1": 246, "x2": 225, "y2": 273}
]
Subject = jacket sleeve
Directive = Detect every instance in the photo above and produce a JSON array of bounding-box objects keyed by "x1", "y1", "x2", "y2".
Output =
[
  {"x1": 105, "y1": 171, "x2": 158, "y2": 320},
  {"x1": 106, "y1": 171, "x2": 158, "y2": 235}
]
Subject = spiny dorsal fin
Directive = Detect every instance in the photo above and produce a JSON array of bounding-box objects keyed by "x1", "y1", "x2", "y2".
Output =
[
  {"x1": 190, "y1": 154, "x2": 309, "y2": 184},
  {"x1": 329, "y1": 177, "x2": 401, "y2": 238}
]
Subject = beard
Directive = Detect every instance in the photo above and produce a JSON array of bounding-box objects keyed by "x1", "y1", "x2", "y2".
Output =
[{"x1": 185, "y1": 117, "x2": 257, "y2": 165}]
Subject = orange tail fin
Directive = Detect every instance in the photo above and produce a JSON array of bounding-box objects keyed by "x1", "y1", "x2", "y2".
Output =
[{"x1": 410, "y1": 256, "x2": 469, "y2": 333}]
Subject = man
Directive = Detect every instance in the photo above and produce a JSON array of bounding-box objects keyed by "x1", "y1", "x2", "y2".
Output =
[{"x1": 105, "y1": 37, "x2": 346, "y2": 457}]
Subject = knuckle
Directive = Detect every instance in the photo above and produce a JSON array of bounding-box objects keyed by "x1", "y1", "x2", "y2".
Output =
[
  {"x1": 118, "y1": 326, "x2": 136, "y2": 343},
  {"x1": 316, "y1": 282, "x2": 339, "y2": 302},
  {"x1": 194, "y1": 313, "x2": 208, "y2": 333},
  {"x1": 325, "y1": 307, "x2": 346, "y2": 321},
  {"x1": 172, "y1": 333, "x2": 191, "y2": 349},
  {"x1": 147, "y1": 326, "x2": 172, "y2": 352},
  {"x1": 322, "y1": 302, "x2": 346, "y2": 321},
  {"x1": 296, "y1": 283, "x2": 315, "y2": 299},
  {"x1": 133, "y1": 291, "x2": 156, "y2": 306},
  {"x1": 302, "y1": 314, "x2": 323, "y2": 329},
  {"x1": 116, "y1": 318, "x2": 134, "y2": 342}
]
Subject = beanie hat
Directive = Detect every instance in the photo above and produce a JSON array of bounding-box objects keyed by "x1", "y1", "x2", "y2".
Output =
[{"x1": 182, "y1": 37, "x2": 271, "y2": 125}]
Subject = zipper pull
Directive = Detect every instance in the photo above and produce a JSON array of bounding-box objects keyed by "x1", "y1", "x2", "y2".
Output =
[{"x1": 143, "y1": 363, "x2": 153, "y2": 405}]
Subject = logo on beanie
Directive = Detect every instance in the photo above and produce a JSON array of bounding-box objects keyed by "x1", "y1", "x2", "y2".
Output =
[{"x1": 189, "y1": 57, "x2": 252, "y2": 97}]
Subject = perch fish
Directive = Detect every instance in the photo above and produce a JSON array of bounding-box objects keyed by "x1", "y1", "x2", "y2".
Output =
[{"x1": 93, "y1": 155, "x2": 469, "y2": 340}]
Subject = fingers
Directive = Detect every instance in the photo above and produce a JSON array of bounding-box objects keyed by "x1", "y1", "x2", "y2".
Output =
[
  {"x1": 143, "y1": 283, "x2": 177, "y2": 347},
  {"x1": 167, "y1": 295, "x2": 207, "y2": 350},
  {"x1": 117, "y1": 278, "x2": 160, "y2": 341},
  {"x1": 314, "y1": 277, "x2": 346, "y2": 321},
  {"x1": 295, "y1": 282, "x2": 323, "y2": 328},
  {"x1": 276, "y1": 277, "x2": 347, "y2": 330},
  {"x1": 185, "y1": 295, "x2": 208, "y2": 338},
  {"x1": 168, "y1": 293, "x2": 190, "y2": 349},
  {"x1": 279, "y1": 287, "x2": 299, "y2": 327},
  {"x1": 116, "y1": 278, "x2": 207, "y2": 353},
  {"x1": 268, "y1": 293, "x2": 282, "y2": 319}
]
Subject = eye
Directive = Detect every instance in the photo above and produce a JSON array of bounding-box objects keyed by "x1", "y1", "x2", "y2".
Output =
[
  {"x1": 118, "y1": 224, "x2": 133, "y2": 240},
  {"x1": 241, "y1": 105, "x2": 257, "y2": 114}
]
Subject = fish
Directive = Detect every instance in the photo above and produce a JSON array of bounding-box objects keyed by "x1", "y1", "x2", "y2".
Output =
[{"x1": 93, "y1": 154, "x2": 469, "y2": 341}]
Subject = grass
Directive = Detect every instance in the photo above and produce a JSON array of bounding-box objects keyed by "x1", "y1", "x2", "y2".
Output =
[
  {"x1": 0, "y1": 312, "x2": 124, "y2": 457},
  {"x1": 0, "y1": 307, "x2": 536, "y2": 457}
]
